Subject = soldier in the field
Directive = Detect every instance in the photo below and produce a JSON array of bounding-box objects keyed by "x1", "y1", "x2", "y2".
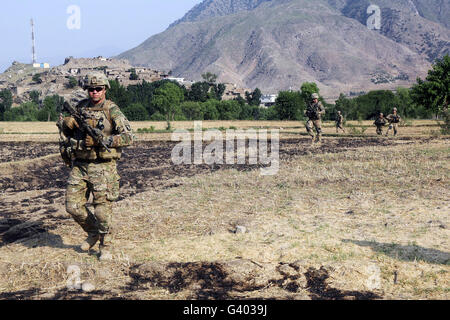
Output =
[
  {"x1": 304, "y1": 93, "x2": 325, "y2": 144},
  {"x1": 335, "y1": 110, "x2": 345, "y2": 133},
  {"x1": 57, "y1": 72, "x2": 135, "y2": 260},
  {"x1": 385, "y1": 107, "x2": 401, "y2": 136},
  {"x1": 374, "y1": 112, "x2": 387, "y2": 135}
]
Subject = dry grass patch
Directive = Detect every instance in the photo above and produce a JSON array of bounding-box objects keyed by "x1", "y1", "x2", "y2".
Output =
[
  {"x1": 0, "y1": 137, "x2": 448, "y2": 299},
  {"x1": 111, "y1": 139, "x2": 449, "y2": 298}
]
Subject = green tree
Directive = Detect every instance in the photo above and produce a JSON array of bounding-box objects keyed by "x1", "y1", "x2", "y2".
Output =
[
  {"x1": 181, "y1": 101, "x2": 204, "y2": 120},
  {"x1": 275, "y1": 91, "x2": 304, "y2": 120},
  {"x1": 152, "y1": 82, "x2": 184, "y2": 127},
  {"x1": 245, "y1": 88, "x2": 262, "y2": 106},
  {"x1": 411, "y1": 55, "x2": 449, "y2": 115},
  {"x1": 202, "y1": 100, "x2": 219, "y2": 120},
  {"x1": 37, "y1": 95, "x2": 64, "y2": 121},
  {"x1": 149, "y1": 112, "x2": 166, "y2": 121},
  {"x1": 354, "y1": 90, "x2": 395, "y2": 119},
  {"x1": 32, "y1": 73, "x2": 43, "y2": 84},
  {"x1": 106, "y1": 80, "x2": 131, "y2": 109},
  {"x1": 129, "y1": 68, "x2": 139, "y2": 80},
  {"x1": 188, "y1": 82, "x2": 211, "y2": 102},
  {"x1": 127, "y1": 79, "x2": 173, "y2": 115},
  {"x1": 201, "y1": 72, "x2": 217, "y2": 84},
  {"x1": 210, "y1": 83, "x2": 226, "y2": 100},
  {"x1": 216, "y1": 100, "x2": 241, "y2": 120},
  {"x1": 122, "y1": 103, "x2": 149, "y2": 121},
  {"x1": 66, "y1": 76, "x2": 78, "y2": 89},
  {"x1": 0, "y1": 89, "x2": 13, "y2": 121},
  {"x1": 3, "y1": 102, "x2": 39, "y2": 121},
  {"x1": 393, "y1": 87, "x2": 425, "y2": 119},
  {"x1": 261, "y1": 106, "x2": 279, "y2": 120},
  {"x1": 300, "y1": 82, "x2": 320, "y2": 104},
  {"x1": 29, "y1": 90, "x2": 40, "y2": 105},
  {"x1": 239, "y1": 104, "x2": 265, "y2": 120},
  {"x1": 412, "y1": 54, "x2": 450, "y2": 132},
  {"x1": 189, "y1": 75, "x2": 225, "y2": 101}
]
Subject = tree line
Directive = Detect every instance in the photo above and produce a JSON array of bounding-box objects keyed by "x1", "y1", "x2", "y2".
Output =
[{"x1": 0, "y1": 55, "x2": 447, "y2": 124}]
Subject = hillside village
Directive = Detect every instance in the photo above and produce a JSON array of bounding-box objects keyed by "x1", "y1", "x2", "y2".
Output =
[{"x1": 0, "y1": 56, "x2": 254, "y2": 107}]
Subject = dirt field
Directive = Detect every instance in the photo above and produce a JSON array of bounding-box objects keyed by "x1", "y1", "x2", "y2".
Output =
[{"x1": 0, "y1": 121, "x2": 448, "y2": 300}]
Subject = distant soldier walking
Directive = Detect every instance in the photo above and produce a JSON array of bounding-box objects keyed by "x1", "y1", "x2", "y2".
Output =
[
  {"x1": 385, "y1": 107, "x2": 401, "y2": 136},
  {"x1": 335, "y1": 111, "x2": 345, "y2": 133},
  {"x1": 305, "y1": 93, "x2": 325, "y2": 144},
  {"x1": 374, "y1": 112, "x2": 387, "y2": 135},
  {"x1": 57, "y1": 72, "x2": 134, "y2": 260}
]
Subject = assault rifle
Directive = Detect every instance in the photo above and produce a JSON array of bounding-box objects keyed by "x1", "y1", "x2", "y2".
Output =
[
  {"x1": 306, "y1": 104, "x2": 321, "y2": 120},
  {"x1": 63, "y1": 101, "x2": 111, "y2": 153}
]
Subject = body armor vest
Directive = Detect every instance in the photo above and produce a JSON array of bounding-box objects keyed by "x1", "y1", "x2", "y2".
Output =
[
  {"x1": 306, "y1": 102, "x2": 321, "y2": 120},
  {"x1": 73, "y1": 100, "x2": 122, "y2": 161}
]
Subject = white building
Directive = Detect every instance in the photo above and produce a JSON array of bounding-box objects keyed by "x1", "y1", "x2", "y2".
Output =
[
  {"x1": 167, "y1": 77, "x2": 185, "y2": 84},
  {"x1": 260, "y1": 94, "x2": 278, "y2": 107},
  {"x1": 33, "y1": 63, "x2": 50, "y2": 69}
]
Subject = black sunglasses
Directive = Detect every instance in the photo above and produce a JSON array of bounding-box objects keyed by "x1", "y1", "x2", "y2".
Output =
[{"x1": 88, "y1": 86, "x2": 105, "y2": 92}]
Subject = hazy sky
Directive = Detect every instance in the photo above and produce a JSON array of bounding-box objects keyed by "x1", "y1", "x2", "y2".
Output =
[{"x1": 0, "y1": 0, "x2": 202, "y2": 72}]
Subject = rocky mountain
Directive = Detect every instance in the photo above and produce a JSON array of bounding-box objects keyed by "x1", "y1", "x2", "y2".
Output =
[
  {"x1": 338, "y1": 0, "x2": 450, "y2": 62},
  {"x1": 169, "y1": 0, "x2": 278, "y2": 26},
  {"x1": 118, "y1": 0, "x2": 449, "y2": 98}
]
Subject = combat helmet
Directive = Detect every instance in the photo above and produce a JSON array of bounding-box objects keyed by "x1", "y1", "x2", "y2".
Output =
[
  {"x1": 83, "y1": 72, "x2": 110, "y2": 90},
  {"x1": 311, "y1": 93, "x2": 319, "y2": 100},
  {"x1": 393, "y1": 107, "x2": 397, "y2": 111}
]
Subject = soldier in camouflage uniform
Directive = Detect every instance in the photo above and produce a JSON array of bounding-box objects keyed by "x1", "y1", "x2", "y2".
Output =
[
  {"x1": 385, "y1": 107, "x2": 401, "y2": 136},
  {"x1": 305, "y1": 93, "x2": 326, "y2": 144},
  {"x1": 374, "y1": 112, "x2": 387, "y2": 135},
  {"x1": 57, "y1": 72, "x2": 134, "y2": 260},
  {"x1": 335, "y1": 110, "x2": 345, "y2": 133}
]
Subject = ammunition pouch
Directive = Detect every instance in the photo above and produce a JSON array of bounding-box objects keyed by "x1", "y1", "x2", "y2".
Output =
[
  {"x1": 59, "y1": 139, "x2": 74, "y2": 167},
  {"x1": 99, "y1": 147, "x2": 122, "y2": 160},
  {"x1": 73, "y1": 146, "x2": 122, "y2": 161}
]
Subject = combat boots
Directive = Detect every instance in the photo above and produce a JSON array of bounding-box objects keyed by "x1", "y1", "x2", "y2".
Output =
[
  {"x1": 98, "y1": 234, "x2": 113, "y2": 261},
  {"x1": 80, "y1": 233, "x2": 99, "y2": 251}
]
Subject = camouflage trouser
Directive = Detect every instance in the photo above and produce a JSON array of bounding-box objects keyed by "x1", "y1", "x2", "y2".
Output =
[
  {"x1": 65, "y1": 159, "x2": 120, "y2": 236},
  {"x1": 376, "y1": 126, "x2": 384, "y2": 135},
  {"x1": 385, "y1": 123, "x2": 398, "y2": 136},
  {"x1": 306, "y1": 119, "x2": 322, "y2": 141}
]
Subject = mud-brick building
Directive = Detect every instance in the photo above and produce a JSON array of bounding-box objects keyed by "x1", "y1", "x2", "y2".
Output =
[{"x1": 221, "y1": 83, "x2": 250, "y2": 101}]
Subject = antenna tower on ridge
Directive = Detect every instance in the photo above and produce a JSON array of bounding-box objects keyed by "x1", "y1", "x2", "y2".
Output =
[{"x1": 31, "y1": 18, "x2": 37, "y2": 64}]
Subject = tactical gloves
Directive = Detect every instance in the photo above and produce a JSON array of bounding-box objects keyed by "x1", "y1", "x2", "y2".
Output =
[
  {"x1": 84, "y1": 135, "x2": 96, "y2": 147},
  {"x1": 63, "y1": 117, "x2": 79, "y2": 130},
  {"x1": 84, "y1": 135, "x2": 114, "y2": 148}
]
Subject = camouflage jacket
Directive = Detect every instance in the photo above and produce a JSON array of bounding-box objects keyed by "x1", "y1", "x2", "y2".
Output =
[
  {"x1": 374, "y1": 117, "x2": 387, "y2": 126},
  {"x1": 336, "y1": 114, "x2": 344, "y2": 124},
  {"x1": 60, "y1": 99, "x2": 135, "y2": 161},
  {"x1": 305, "y1": 101, "x2": 325, "y2": 120},
  {"x1": 386, "y1": 114, "x2": 401, "y2": 123}
]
